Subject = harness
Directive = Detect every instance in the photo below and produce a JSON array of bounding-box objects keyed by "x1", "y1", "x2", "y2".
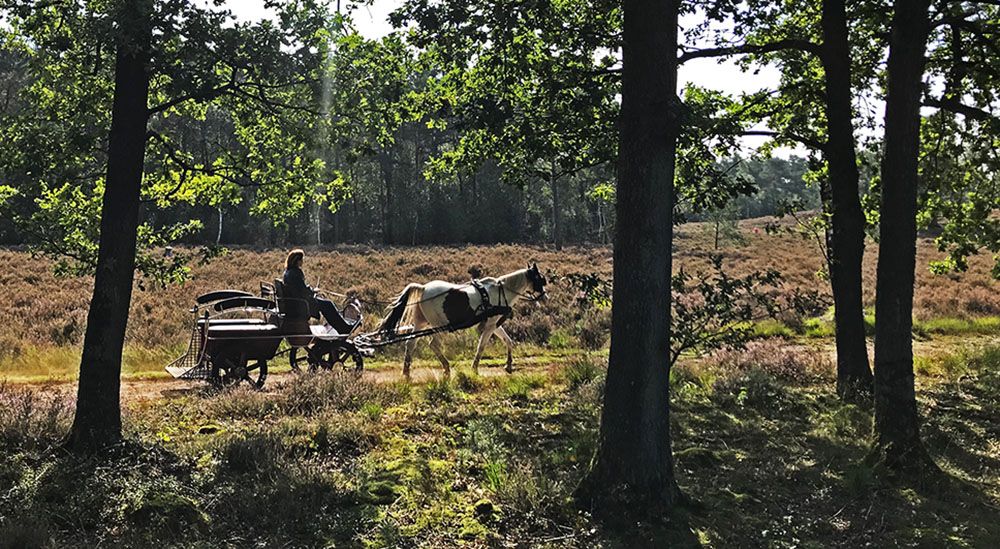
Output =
[{"x1": 471, "y1": 279, "x2": 513, "y2": 326}]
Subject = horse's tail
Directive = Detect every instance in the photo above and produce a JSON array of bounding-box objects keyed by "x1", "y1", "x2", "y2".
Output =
[{"x1": 378, "y1": 283, "x2": 422, "y2": 335}]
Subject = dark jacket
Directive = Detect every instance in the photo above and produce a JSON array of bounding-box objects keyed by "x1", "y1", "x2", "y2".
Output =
[{"x1": 282, "y1": 267, "x2": 313, "y2": 300}]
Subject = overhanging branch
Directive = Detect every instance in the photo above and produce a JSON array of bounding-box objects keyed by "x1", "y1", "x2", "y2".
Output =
[
  {"x1": 924, "y1": 96, "x2": 999, "y2": 123},
  {"x1": 678, "y1": 39, "x2": 822, "y2": 65}
]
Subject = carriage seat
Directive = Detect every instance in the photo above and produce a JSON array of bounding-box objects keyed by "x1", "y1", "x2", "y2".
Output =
[
  {"x1": 206, "y1": 323, "x2": 281, "y2": 338},
  {"x1": 198, "y1": 318, "x2": 266, "y2": 327},
  {"x1": 272, "y1": 279, "x2": 312, "y2": 321}
]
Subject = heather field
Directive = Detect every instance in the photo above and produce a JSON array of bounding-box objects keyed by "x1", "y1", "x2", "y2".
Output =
[{"x1": 2, "y1": 219, "x2": 998, "y2": 381}]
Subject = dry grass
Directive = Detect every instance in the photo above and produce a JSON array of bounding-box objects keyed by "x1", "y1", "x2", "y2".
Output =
[{"x1": 1, "y1": 218, "x2": 996, "y2": 367}]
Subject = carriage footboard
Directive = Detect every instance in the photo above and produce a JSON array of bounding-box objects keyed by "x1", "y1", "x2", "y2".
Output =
[{"x1": 165, "y1": 321, "x2": 210, "y2": 380}]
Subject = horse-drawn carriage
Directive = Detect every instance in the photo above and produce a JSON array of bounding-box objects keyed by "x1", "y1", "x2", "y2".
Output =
[
  {"x1": 165, "y1": 282, "x2": 366, "y2": 388},
  {"x1": 165, "y1": 263, "x2": 548, "y2": 388}
]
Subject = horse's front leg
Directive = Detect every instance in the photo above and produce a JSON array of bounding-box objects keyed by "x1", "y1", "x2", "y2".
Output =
[
  {"x1": 428, "y1": 335, "x2": 451, "y2": 377},
  {"x1": 403, "y1": 338, "x2": 415, "y2": 380},
  {"x1": 496, "y1": 326, "x2": 515, "y2": 373},
  {"x1": 471, "y1": 318, "x2": 497, "y2": 374}
]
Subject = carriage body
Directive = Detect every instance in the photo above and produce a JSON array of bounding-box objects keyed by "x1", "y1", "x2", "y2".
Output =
[{"x1": 165, "y1": 286, "x2": 365, "y2": 389}]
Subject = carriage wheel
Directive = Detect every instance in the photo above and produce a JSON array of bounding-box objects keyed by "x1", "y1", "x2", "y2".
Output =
[
  {"x1": 211, "y1": 354, "x2": 267, "y2": 390},
  {"x1": 289, "y1": 344, "x2": 363, "y2": 373},
  {"x1": 330, "y1": 343, "x2": 364, "y2": 373}
]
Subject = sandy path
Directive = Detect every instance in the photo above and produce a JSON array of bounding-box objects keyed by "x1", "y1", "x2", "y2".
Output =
[
  {"x1": 14, "y1": 362, "x2": 556, "y2": 403},
  {"x1": 11, "y1": 334, "x2": 996, "y2": 403}
]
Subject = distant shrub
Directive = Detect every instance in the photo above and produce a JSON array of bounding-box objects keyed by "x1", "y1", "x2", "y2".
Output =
[
  {"x1": 576, "y1": 310, "x2": 611, "y2": 351},
  {"x1": 49, "y1": 317, "x2": 82, "y2": 346},
  {"x1": 712, "y1": 368, "x2": 786, "y2": 408},
  {"x1": 710, "y1": 339, "x2": 831, "y2": 384},
  {"x1": 562, "y1": 354, "x2": 604, "y2": 391},
  {"x1": 408, "y1": 263, "x2": 440, "y2": 277},
  {"x1": 752, "y1": 319, "x2": 796, "y2": 339},
  {"x1": 0, "y1": 335, "x2": 26, "y2": 362},
  {"x1": 0, "y1": 384, "x2": 70, "y2": 450},
  {"x1": 504, "y1": 314, "x2": 552, "y2": 346}
]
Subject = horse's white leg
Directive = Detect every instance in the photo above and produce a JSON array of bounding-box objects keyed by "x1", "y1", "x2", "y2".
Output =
[
  {"x1": 428, "y1": 335, "x2": 451, "y2": 377},
  {"x1": 403, "y1": 338, "x2": 415, "y2": 380},
  {"x1": 471, "y1": 318, "x2": 498, "y2": 374},
  {"x1": 496, "y1": 326, "x2": 515, "y2": 373}
]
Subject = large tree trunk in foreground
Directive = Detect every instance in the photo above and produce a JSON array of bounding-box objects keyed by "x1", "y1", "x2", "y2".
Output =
[
  {"x1": 576, "y1": 0, "x2": 682, "y2": 512},
  {"x1": 872, "y1": 0, "x2": 933, "y2": 470},
  {"x1": 820, "y1": 0, "x2": 874, "y2": 400},
  {"x1": 66, "y1": 0, "x2": 152, "y2": 451}
]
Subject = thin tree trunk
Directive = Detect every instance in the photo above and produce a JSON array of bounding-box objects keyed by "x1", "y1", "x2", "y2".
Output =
[
  {"x1": 551, "y1": 157, "x2": 563, "y2": 250},
  {"x1": 821, "y1": 0, "x2": 874, "y2": 400},
  {"x1": 872, "y1": 0, "x2": 933, "y2": 470},
  {"x1": 216, "y1": 206, "x2": 223, "y2": 245},
  {"x1": 65, "y1": 0, "x2": 152, "y2": 451},
  {"x1": 379, "y1": 152, "x2": 394, "y2": 245},
  {"x1": 576, "y1": 0, "x2": 682, "y2": 512}
]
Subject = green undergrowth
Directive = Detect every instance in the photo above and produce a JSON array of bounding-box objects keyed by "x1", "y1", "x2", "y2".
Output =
[
  {"x1": 753, "y1": 314, "x2": 1000, "y2": 341},
  {"x1": 2, "y1": 345, "x2": 1000, "y2": 547}
]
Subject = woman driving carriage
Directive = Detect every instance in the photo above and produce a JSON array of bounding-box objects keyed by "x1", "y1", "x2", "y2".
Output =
[{"x1": 283, "y1": 249, "x2": 353, "y2": 334}]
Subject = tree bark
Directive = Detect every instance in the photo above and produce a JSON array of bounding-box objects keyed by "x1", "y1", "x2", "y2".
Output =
[
  {"x1": 820, "y1": 0, "x2": 874, "y2": 400},
  {"x1": 551, "y1": 157, "x2": 563, "y2": 250},
  {"x1": 65, "y1": 0, "x2": 152, "y2": 451},
  {"x1": 576, "y1": 0, "x2": 682, "y2": 513},
  {"x1": 872, "y1": 0, "x2": 933, "y2": 470},
  {"x1": 378, "y1": 151, "x2": 394, "y2": 245}
]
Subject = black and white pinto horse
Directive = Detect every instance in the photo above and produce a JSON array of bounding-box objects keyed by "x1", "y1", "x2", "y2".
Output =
[{"x1": 378, "y1": 264, "x2": 547, "y2": 378}]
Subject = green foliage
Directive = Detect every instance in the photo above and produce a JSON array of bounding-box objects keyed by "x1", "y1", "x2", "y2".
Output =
[
  {"x1": 918, "y1": 3, "x2": 1000, "y2": 279},
  {"x1": 0, "y1": 0, "x2": 336, "y2": 283},
  {"x1": 398, "y1": 0, "x2": 620, "y2": 188},
  {"x1": 671, "y1": 256, "x2": 818, "y2": 365}
]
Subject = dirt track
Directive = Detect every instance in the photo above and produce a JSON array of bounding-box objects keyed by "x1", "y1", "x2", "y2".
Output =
[
  {"x1": 19, "y1": 362, "x2": 555, "y2": 403},
  {"x1": 13, "y1": 334, "x2": 997, "y2": 403}
]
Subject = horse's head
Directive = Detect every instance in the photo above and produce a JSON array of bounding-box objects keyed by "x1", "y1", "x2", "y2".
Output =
[{"x1": 524, "y1": 262, "x2": 547, "y2": 301}]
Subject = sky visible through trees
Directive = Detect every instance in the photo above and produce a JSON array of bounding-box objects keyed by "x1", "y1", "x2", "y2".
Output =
[{"x1": 228, "y1": 0, "x2": 798, "y2": 153}]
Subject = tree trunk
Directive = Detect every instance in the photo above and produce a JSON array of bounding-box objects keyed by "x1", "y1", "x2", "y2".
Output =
[
  {"x1": 872, "y1": 0, "x2": 933, "y2": 470},
  {"x1": 216, "y1": 206, "x2": 223, "y2": 245},
  {"x1": 65, "y1": 0, "x2": 152, "y2": 452},
  {"x1": 576, "y1": 0, "x2": 682, "y2": 513},
  {"x1": 551, "y1": 157, "x2": 563, "y2": 250},
  {"x1": 820, "y1": 0, "x2": 874, "y2": 400},
  {"x1": 379, "y1": 152, "x2": 394, "y2": 245}
]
